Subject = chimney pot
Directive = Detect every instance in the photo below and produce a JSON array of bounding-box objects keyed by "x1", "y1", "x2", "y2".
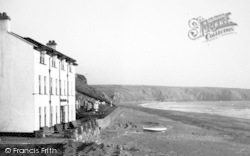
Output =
[
  {"x1": 0, "y1": 12, "x2": 11, "y2": 20},
  {"x1": 46, "y1": 40, "x2": 57, "y2": 49},
  {"x1": 0, "y1": 12, "x2": 11, "y2": 32}
]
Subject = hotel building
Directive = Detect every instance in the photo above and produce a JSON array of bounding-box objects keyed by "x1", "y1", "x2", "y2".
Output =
[{"x1": 0, "y1": 12, "x2": 78, "y2": 133}]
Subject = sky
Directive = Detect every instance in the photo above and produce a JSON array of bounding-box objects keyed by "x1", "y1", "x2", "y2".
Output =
[{"x1": 1, "y1": 0, "x2": 250, "y2": 89}]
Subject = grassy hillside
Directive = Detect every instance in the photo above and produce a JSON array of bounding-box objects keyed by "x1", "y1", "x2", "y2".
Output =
[
  {"x1": 76, "y1": 74, "x2": 111, "y2": 103},
  {"x1": 91, "y1": 85, "x2": 250, "y2": 102}
]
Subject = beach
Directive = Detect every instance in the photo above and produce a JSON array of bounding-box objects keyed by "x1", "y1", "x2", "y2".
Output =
[{"x1": 99, "y1": 102, "x2": 250, "y2": 156}]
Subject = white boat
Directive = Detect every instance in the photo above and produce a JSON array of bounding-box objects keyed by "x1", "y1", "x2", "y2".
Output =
[{"x1": 143, "y1": 127, "x2": 167, "y2": 132}]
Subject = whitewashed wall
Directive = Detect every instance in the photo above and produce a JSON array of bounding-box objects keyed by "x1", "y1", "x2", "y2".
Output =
[{"x1": 0, "y1": 25, "x2": 35, "y2": 132}]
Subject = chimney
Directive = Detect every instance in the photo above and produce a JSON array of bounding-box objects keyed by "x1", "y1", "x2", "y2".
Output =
[
  {"x1": 0, "y1": 12, "x2": 11, "y2": 32},
  {"x1": 46, "y1": 40, "x2": 57, "y2": 49}
]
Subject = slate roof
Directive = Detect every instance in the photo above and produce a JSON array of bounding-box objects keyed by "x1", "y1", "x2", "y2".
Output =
[{"x1": 9, "y1": 32, "x2": 78, "y2": 65}]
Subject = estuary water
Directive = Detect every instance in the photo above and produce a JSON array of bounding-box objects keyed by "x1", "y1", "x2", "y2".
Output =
[{"x1": 141, "y1": 101, "x2": 250, "y2": 120}]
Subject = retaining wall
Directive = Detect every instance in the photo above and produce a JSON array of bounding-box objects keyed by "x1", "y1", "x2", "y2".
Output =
[
  {"x1": 96, "y1": 107, "x2": 122, "y2": 129},
  {"x1": 64, "y1": 120, "x2": 100, "y2": 143},
  {"x1": 65, "y1": 107, "x2": 122, "y2": 142}
]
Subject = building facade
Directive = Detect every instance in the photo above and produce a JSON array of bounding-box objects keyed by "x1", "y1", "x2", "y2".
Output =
[{"x1": 0, "y1": 13, "x2": 77, "y2": 133}]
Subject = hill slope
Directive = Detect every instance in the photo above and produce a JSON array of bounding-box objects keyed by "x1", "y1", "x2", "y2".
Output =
[
  {"x1": 76, "y1": 74, "x2": 111, "y2": 103},
  {"x1": 91, "y1": 85, "x2": 250, "y2": 102}
]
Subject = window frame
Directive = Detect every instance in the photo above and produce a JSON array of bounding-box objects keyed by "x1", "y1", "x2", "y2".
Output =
[
  {"x1": 50, "y1": 78, "x2": 53, "y2": 95},
  {"x1": 52, "y1": 56, "x2": 56, "y2": 68},
  {"x1": 69, "y1": 64, "x2": 72, "y2": 73},
  {"x1": 39, "y1": 75, "x2": 42, "y2": 94},
  {"x1": 40, "y1": 51, "x2": 46, "y2": 65},
  {"x1": 55, "y1": 79, "x2": 57, "y2": 95},
  {"x1": 44, "y1": 76, "x2": 46, "y2": 94},
  {"x1": 59, "y1": 80, "x2": 61, "y2": 95},
  {"x1": 67, "y1": 81, "x2": 69, "y2": 96},
  {"x1": 71, "y1": 82, "x2": 73, "y2": 96},
  {"x1": 64, "y1": 80, "x2": 66, "y2": 96},
  {"x1": 61, "y1": 60, "x2": 65, "y2": 70}
]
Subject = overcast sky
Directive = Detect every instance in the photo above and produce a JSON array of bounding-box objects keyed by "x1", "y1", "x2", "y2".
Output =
[{"x1": 1, "y1": 0, "x2": 250, "y2": 88}]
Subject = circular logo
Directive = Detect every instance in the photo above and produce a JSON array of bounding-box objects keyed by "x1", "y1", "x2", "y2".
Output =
[{"x1": 5, "y1": 148, "x2": 11, "y2": 153}]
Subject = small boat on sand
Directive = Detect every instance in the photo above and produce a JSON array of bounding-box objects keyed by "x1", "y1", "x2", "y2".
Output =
[{"x1": 143, "y1": 127, "x2": 167, "y2": 132}]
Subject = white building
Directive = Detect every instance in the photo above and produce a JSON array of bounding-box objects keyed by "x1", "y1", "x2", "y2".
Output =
[{"x1": 0, "y1": 12, "x2": 78, "y2": 133}]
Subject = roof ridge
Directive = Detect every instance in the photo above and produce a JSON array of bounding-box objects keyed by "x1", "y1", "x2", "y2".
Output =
[{"x1": 9, "y1": 32, "x2": 77, "y2": 64}]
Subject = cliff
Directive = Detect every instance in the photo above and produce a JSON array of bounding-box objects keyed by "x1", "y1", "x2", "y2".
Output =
[
  {"x1": 75, "y1": 74, "x2": 111, "y2": 104},
  {"x1": 91, "y1": 85, "x2": 250, "y2": 102}
]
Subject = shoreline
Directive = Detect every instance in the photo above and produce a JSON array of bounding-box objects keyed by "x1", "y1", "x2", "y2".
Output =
[
  {"x1": 100, "y1": 106, "x2": 250, "y2": 155},
  {"x1": 139, "y1": 101, "x2": 250, "y2": 120}
]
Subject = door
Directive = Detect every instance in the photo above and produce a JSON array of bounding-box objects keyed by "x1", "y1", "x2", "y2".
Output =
[
  {"x1": 39, "y1": 107, "x2": 41, "y2": 128},
  {"x1": 60, "y1": 106, "x2": 65, "y2": 123},
  {"x1": 44, "y1": 106, "x2": 46, "y2": 127},
  {"x1": 50, "y1": 106, "x2": 53, "y2": 126}
]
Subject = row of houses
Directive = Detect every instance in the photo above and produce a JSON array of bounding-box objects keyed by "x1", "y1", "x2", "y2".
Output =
[{"x1": 0, "y1": 12, "x2": 78, "y2": 133}]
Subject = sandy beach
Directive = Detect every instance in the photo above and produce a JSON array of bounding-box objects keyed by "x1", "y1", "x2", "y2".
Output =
[{"x1": 98, "y1": 102, "x2": 250, "y2": 156}]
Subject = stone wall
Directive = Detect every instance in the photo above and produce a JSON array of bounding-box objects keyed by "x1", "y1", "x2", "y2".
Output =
[
  {"x1": 65, "y1": 107, "x2": 122, "y2": 143},
  {"x1": 64, "y1": 120, "x2": 100, "y2": 143},
  {"x1": 96, "y1": 107, "x2": 122, "y2": 129}
]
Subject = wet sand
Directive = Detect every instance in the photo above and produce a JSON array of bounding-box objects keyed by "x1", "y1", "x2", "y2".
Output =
[{"x1": 141, "y1": 101, "x2": 250, "y2": 120}]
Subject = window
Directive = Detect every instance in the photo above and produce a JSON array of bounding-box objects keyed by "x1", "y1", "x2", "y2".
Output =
[
  {"x1": 69, "y1": 64, "x2": 72, "y2": 72},
  {"x1": 71, "y1": 105, "x2": 73, "y2": 120},
  {"x1": 71, "y1": 82, "x2": 73, "y2": 96},
  {"x1": 52, "y1": 56, "x2": 56, "y2": 68},
  {"x1": 64, "y1": 81, "x2": 66, "y2": 95},
  {"x1": 39, "y1": 75, "x2": 41, "y2": 94},
  {"x1": 44, "y1": 76, "x2": 46, "y2": 94},
  {"x1": 56, "y1": 106, "x2": 58, "y2": 124},
  {"x1": 59, "y1": 80, "x2": 61, "y2": 95},
  {"x1": 67, "y1": 81, "x2": 69, "y2": 96},
  {"x1": 40, "y1": 51, "x2": 45, "y2": 64},
  {"x1": 50, "y1": 78, "x2": 53, "y2": 95},
  {"x1": 61, "y1": 60, "x2": 65, "y2": 70},
  {"x1": 69, "y1": 105, "x2": 71, "y2": 121},
  {"x1": 55, "y1": 79, "x2": 57, "y2": 95}
]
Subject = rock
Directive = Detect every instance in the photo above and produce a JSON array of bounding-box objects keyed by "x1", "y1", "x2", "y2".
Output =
[
  {"x1": 107, "y1": 143, "x2": 112, "y2": 147},
  {"x1": 117, "y1": 145, "x2": 123, "y2": 151}
]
